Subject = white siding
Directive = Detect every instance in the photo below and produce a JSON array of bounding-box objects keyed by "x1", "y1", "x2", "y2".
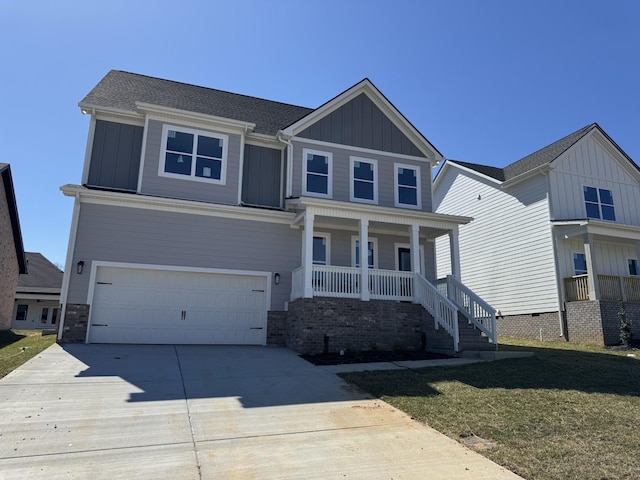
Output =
[
  {"x1": 556, "y1": 236, "x2": 638, "y2": 279},
  {"x1": 434, "y1": 167, "x2": 558, "y2": 315},
  {"x1": 549, "y1": 135, "x2": 640, "y2": 225}
]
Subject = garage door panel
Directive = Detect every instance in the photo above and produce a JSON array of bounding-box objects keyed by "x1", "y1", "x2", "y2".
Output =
[{"x1": 88, "y1": 267, "x2": 267, "y2": 345}]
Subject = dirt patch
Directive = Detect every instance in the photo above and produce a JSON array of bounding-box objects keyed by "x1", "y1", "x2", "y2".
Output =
[{"x1": 300, "y1": 350, "x2": 452, "y2": 366}]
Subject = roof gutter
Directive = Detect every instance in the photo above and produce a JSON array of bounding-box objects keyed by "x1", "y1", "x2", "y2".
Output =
[{"x1": 502, "y1": 164, "x2": 553, "y2": 188}]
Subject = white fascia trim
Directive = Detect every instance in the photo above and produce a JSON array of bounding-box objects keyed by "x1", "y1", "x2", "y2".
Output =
[
  {"x1": 60, "y1": 184, "x2": 294, "y2": 225},
  {"x1": 287, "y1": 196, "x2": 472, "y2": 228},
  {"x1": 78, "y1": 103, "x2": 143, "y2": 123},
  {"x1": 293, "y1": 137, "x2": 431, "y2": 163},
  {"x1": 246, "y1": 133, "x2": 284, "y2": 150},
  {"x1": 281, "y1": 80, "x2": 441, "y2": 162},
  {"x1": 502, "y1": 165, "x2": 553, "y2": 188},
  {"x1": 14, "y1": 293, "x2": 61, "y2": 301},
  {"x1": 80, "y1": 114, "x2": 97, "y2": 185},
  {"x1": 136, "y1": 102, "x2": 256, "y2": 134},
  {"x1": 552, "y1": 219, "x2": 640, "y2": 240},
  {"x1": 57, "y1": 195, "x2": 82, "y2": 341}
]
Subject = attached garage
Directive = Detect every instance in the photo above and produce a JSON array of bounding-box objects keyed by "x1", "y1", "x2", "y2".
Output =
[{"x1": 87, "y1": 264, "x2": 269, "y2": 345}]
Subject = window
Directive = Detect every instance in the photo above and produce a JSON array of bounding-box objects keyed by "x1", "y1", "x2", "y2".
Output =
[
  {"x1": 352, "y1": 237, "x2": 378, "y2": 268},
  {"x1": 312, "y1": 235, "x2": 330, "y2": 265},
  {"x1": 629, "y1": 259, "x2": 639, "y2": 276},
  {"x1": 160, "y1": 125, "x2": 227, "y2": 184},
  {"x1": 394, "y1": 164, "x2": 421, "y2": 209},
  {"x1": 51, "y1": 308, "x2": 59, "y2": 325},
  {"x1": 350, "y1": 157, "x2": 377, "y2": 203},
  {"x1": 303, "y1": 149, "x2": 332, "y2": 197},
  {"x1": 40, "y1": 308, "x2": 49, "y2": 324},
  {"x1": 584, "y1": 186, "x2": 615, "y2": 221},
  {"x1": 573, "y1": 253, "x2": 587, "y2": 275},
  {"x1": 16, "y1": 304, "x2": 28, "y2": 321}
]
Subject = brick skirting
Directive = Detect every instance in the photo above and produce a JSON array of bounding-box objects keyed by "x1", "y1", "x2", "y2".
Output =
[
  {"x1": 58, "y1": 304, "x2": 90, "y2": 343},
  {"x1": 496, "y1": 311, "x2": 562, "y2": 341},
  {"x1": 566, "y1": 300, "x2": 640, "y2": 345}
]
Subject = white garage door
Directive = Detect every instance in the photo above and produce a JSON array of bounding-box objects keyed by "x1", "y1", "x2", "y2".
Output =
[{"x1": 88, "y1": 266, "x2": 267, "y2": 345}]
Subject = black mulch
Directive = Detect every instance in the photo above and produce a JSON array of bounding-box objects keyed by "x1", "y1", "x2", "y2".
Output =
[{"x1": 300, "y1": 350, "x2": 453, "y2": 366}]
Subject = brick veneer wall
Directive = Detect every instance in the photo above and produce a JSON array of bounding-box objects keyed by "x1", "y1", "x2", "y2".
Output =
[
  {"x1": 565, "y1": 301, "x2": 604, "y2": 344},
  {"x1": 0, "y1": 181, "x2": 19, "y2": 330},
  {"x1": 59, "y1": 304, "x2": 90, "y2": 343},
  {"x1": 285, "y1": 297, "x2": 440, "y2": 354},
  {"x1": 496, "y1": 311, "x2": 562, "y2": 341},
  {"x1": 266, "y1": 311, "x2": 288, "y2": 347}
]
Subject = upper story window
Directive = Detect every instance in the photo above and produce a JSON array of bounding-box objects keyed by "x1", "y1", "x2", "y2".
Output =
[
  {"x1": 394, "y1": 164, "x2": 421, "y2": 209},
  {"x1": 584, "y1": 186, "x2": 615, "y2": 221},
  {"x1": 350, "y1": 157, "x2": 378, "y2": 204},
  {"x1": 303, "y1": 149, "x2": 332, "y2": 198},
  {"x1": 573, "y1": 253, "x2": 587, "y2": 276},
  {"x1": 160, "y1": 125, "x2": 228, "y2": 184}
]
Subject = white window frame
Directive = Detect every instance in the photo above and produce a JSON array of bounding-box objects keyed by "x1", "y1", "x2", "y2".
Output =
[
  {"x1": 159, "y1": 124, "x2": 228, "y2": 185},
  {"x1": 583, "y1": 186, "x2": 616, "y2": 221},
  {"x1": 351, "y1": 236, "x2": 379, "y2": 268},
  {"x1": 312, "y1": 233, "x2": 331, "y2": 265},
  {"x1": 302, "y1": 148, "x2": 333, "y2": 198},
  {"x1": 349, "y1": 156, "x2": 378, "y2": 204},
  {"x1": 394, "y1": 163, "x2": 422, "y2": 209},
  {"x1": 573, "y1": 252, "x2": 587, "y2": 276}
]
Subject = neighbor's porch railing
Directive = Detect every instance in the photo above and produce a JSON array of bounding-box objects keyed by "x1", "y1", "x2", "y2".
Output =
[
  {"x1": 564, "y1": 274, "x2": 640, "y2": 302},
  {"x1": 435, "y1": 275, "x2": 497, "y2": 345}
]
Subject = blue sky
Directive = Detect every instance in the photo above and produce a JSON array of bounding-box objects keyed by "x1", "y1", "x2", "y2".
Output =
[{"x1": 2, "y1": 1, "x2": 638, "y2": 267}]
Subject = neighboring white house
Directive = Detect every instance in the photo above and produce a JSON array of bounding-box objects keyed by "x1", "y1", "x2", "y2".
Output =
[
  {"x1": 434, "y1": 123, "x2": 640, "y2": 345},
  {"x1": 12, "y1": 252, "x2": 63, "y2": 330}
]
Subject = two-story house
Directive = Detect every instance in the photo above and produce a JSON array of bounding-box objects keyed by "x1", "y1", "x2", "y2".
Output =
[
  {"x1": 434, "y1": 123, "x2": 640, "y2": 345},
  {"x1": 57, "y1": 70, "x2": 496, "y2": 353}
]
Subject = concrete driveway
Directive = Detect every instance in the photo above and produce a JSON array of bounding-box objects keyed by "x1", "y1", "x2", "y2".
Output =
[{"x1": 0, "y1": 344, "x2": 520, "y2": 479}]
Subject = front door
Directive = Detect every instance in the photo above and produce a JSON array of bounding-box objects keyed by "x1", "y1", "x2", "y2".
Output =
[{"x1": 398, "y1": 247, "x2": 412, "y2": 271}]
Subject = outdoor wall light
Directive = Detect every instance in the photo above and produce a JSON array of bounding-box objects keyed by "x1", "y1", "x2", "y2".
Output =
[
  {"x1": 77, "y1": 261, "x2": 85, "y2": 275},
  {"x1": 274, "y1": 273, "x2": 280, "y2": 285}
]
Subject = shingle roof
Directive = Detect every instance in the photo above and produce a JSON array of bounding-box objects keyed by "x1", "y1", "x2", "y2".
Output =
[
  {"x1": 16, "y1": 253, "x2": 63, "y2": 294},
  {"x1": 80, "y1": 70, "x2": 314, "y2": 136},
  {"x1": 453, "y1": 124, "x2": 600, "y2": 182}
]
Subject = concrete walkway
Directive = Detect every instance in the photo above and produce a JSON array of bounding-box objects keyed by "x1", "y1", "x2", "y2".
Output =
[{"x1": 0, "y1": 344, "x2": 521, "y2": 479}]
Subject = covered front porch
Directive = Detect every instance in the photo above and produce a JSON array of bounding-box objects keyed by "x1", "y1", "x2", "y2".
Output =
[{"x1": 285, "y1": 197, "x2": 498, "y2": 351}]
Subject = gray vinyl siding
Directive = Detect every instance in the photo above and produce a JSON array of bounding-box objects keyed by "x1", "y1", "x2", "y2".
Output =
[
  {"x1": 140, "y1": 120, "x2": 241, "y2": 205},
  {"x1": 67, "y1": 203, "x2": 301, "y2": 310},
  {"x1": 87, "y1": 120, "x2": 142, "y2": 191},
  {"x1": 241, "y1": 144, "x2": 283, "y2": 208},
  {"x1": 298, "y1": 93, "x2": 425, "y2": 157},
  {"x1": 291, "y1": 139, "x2": 432, "y2": 212}
]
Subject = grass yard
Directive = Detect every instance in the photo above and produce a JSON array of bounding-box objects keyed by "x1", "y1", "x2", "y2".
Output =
[
  {"x1": 0, "y1": 329, "x2": 57, "y2": 378},
  {"x1": 340, "y1": 338, "x2": 640, "y2": 480}
]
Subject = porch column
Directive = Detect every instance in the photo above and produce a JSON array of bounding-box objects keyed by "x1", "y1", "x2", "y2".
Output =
[
  {"x1": 449, "y1": 225, "x2": 461, "y2": 279},
  {"x1": 409, "y1": 224, "x2": 421, "y2": 275},
  {"x1": 583, "y1": 234, "x2": 600, "y2": 300},
  {"x1": 303, "y1": 211, "x2": 315, "y2": 298},
  {"x1": 359, "y1": 218, "x2": 370, "y2": 301}
]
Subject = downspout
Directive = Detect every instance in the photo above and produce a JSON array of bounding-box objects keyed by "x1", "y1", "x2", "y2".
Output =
[
  {"x1": 545, "y1": 169, "x2": 566, "y2": 339},
  {"x1": 277, "y1": 131, "x2": 293, "y2": 198}
]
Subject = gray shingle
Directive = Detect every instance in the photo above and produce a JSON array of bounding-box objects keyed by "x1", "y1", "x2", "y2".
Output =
[
  {"x1": 451, "y1": 160, "x2": 505, "y2": 181},
  {"x1": 80, "y1": 70, "x2": 314, "y2": 135},
  {"x1": 17, "y1": 253, "x2": 63, "y2": 294}
]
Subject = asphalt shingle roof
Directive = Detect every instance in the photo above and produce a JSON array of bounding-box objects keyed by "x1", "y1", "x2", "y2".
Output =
[
  {"x1": 80, "y1": 70, "x2": 314, "y2": 136},
  {"x1": 17, "y1": 253, "x2": 63, "y2": 294},
  {"x1": 452, "y1": 160, "x2": 506, "y2": 182}
]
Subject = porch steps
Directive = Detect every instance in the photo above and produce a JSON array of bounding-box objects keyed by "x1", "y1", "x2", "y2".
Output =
[{"x1": 457, "y1": 312, "x2": 496, "y2": 351}]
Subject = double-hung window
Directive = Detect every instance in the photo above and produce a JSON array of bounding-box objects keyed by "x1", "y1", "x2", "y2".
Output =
[
  {"x1": 584, "y1": 186, "x2": 615, "y2": 221},
  {"x1": 350, "y1": 157, "x2": 377, "y2": 203},
  {"x1": 303, "y1": 149, "x2": 332, "y2": 198},
  {"x1": 160, "y1": 125, "x2": 227, "y2": 184},
  {"x1": 394, "y1": 164, "x2": 421, "y2": 209}
]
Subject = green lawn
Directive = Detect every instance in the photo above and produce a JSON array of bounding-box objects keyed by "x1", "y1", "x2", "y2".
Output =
[
  {"x1": 0, "y1": 329, "x2": 57, "y2": 378},
  {"x1": 340, "y1": 337, "x2": 640, "y2": 480}
]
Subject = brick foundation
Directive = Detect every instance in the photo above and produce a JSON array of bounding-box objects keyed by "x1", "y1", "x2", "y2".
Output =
[
  {"x1": 58, "y1": 304, "x2": 90, "y2": 343},
  {"x1": 284, "y1": 297, "x2": 443, "y2": 355},
  {"x1": 266, "y1": 311, "x2": 288, "y2": 347},
  {"x1": 496, "y1": 311, "x2": 562, "y2": 341}
]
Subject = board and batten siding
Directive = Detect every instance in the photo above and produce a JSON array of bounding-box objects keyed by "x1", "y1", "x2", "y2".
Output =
[
  {"x1": 67, "y1": 203, "x2": 301, "y2": 311},
  {"x1": 297, "y1": 93, "x2": 425, "y2": 158},
  {"x1": 291, "y1": 139, "x2": 432, "y2": 212},
  {"x1": 557, "y1": 236, "x2": 638, "y2": 279},
  {"x1": 87, "y1": 120, "x2": 143, "y2": 191},
  {"x1": 434, "y1": 168, "x2": 558, "y2": 315},
  {"x1": 242, "y1": 144, "x2": 282, "y2": 208},
  {"x1": 549, "y1": 135, "x2": 640, "y2": 225},
  {"x1": 140, "y1": 120, "x2": 241, "y2": 205}
]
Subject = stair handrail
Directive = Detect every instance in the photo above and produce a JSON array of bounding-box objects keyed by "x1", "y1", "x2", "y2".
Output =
[
  {"x1": 414, "y1": 273, "x2": 459, "y2": 352},
  {"x1": 446, "y1": 275, "x2": 497, "y2": 345}
]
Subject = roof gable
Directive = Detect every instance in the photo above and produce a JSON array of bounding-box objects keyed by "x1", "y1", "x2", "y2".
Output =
[
  {"x1": 282, "y1": 79, "x2": 442, "y2": 161},
  {"x1": 80, "y1": 70, "x2": 313, "y2": 136},
  {"x1": 0, "y1": 163, "x2": 26, "y2": 274},
  {"x1": 17, "y1": 253, "x2": 63, "y2": 293}
]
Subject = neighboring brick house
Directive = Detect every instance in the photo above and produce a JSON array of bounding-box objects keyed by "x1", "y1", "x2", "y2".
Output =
[
  {"x1": 12, "y1": 252, "x2": 63, "y2": 330},
  {"x1": 434, "y1": 124, "x2": 640, "y2": 345},
  {"x1": 58, "y1": 70, "x2": 497, "y2": 353},
  {"x1": 0, "y1": 163, "x2": 27, "y2": 330}
]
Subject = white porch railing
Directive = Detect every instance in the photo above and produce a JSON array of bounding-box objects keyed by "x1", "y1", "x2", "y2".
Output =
[
  {"x1": 310, "y1": 265, "x2": 360, "y2": 298},
  {"x1": 291, "y1": 266, "x2": 305, "y2": 301},
  {"x1": 414, "y1": 273, "x2": 460, "y2": 352},
  {"x1": 435, "y1": 275, "x2": 498, "y2": 346},
  {"x1": 369, "y1": 268, "x2": 414, "y2": 300}
]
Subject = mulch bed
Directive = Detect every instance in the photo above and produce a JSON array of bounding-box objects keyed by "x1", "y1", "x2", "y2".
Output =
[{"x1": 300, "y1": 350, "x2": 453, "y2": 366}]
